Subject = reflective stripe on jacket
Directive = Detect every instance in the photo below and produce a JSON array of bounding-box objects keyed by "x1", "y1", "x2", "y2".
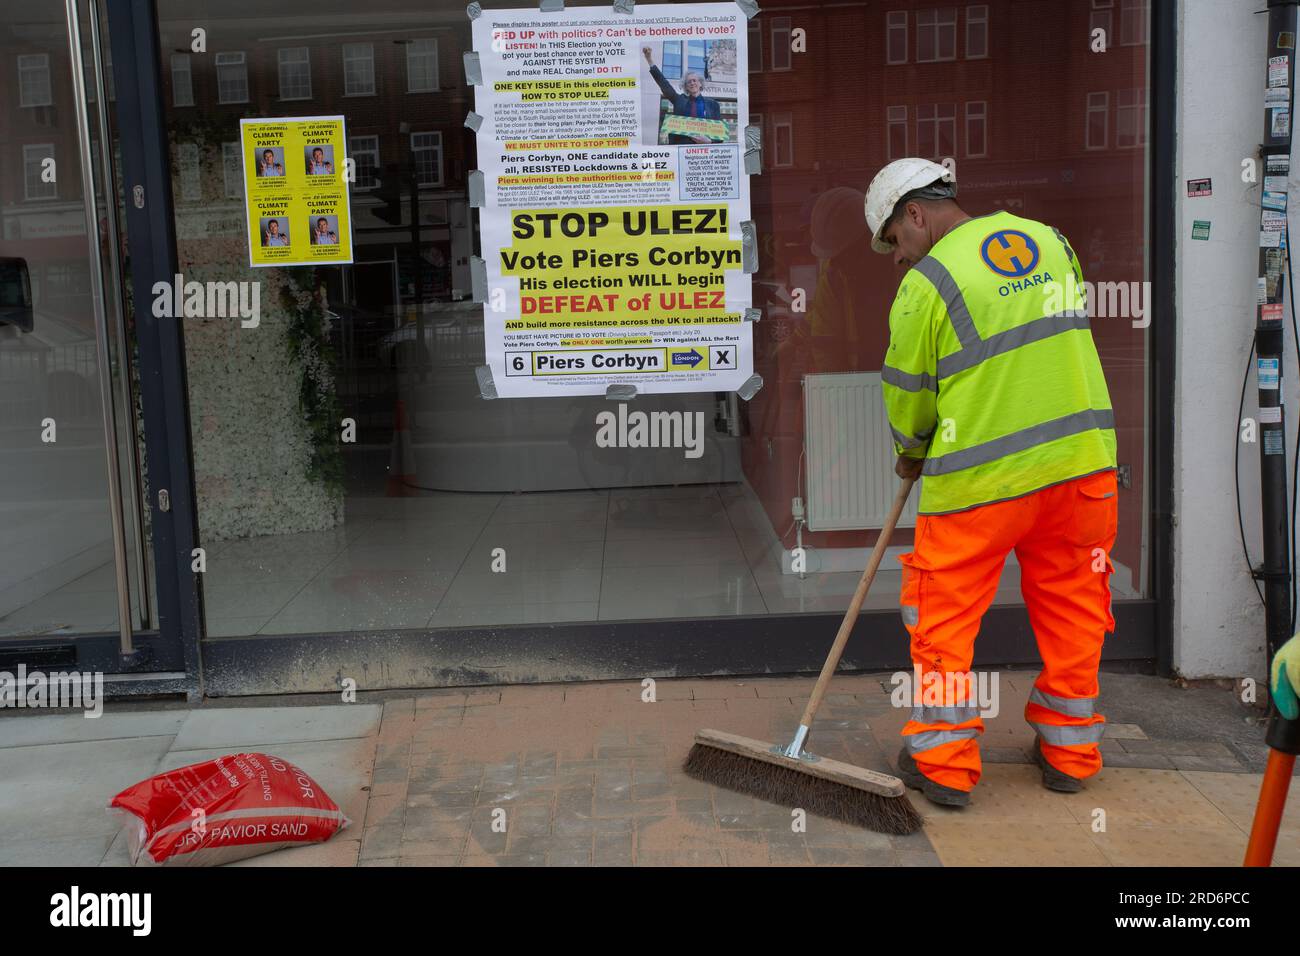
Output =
[{"x1": 882, "y1": 211, "x2": 1117, "y2": 515}]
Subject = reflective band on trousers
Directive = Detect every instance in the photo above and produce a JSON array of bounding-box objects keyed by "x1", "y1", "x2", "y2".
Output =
[
  {"x1": 937, "y1": 310, "x2": 1091, "y2": 379},
  {"x1": 882, "y1": 364, "x2": 938, "y2": 393},
  {"x1": 905, "y1": 727, "x2": 980, "y2": 753},
  {"x1": 922, "y1": 408, "x2": 1116, "y2": 476},
  {"x1": 1029, "y1": 687, "x2": 1097, "y2": 718},
  {"x1": 1032, "y1": 722, "x2": 1106, "y2": 746},
  {"x1": 913, "y1": 256, "x2": 982, "y2": 348},
  {"x1": 900, "y1": 604, "x2": 919, "y2": 626},
  {"x1": 911, "y1": 704, "x2": 981, "y2": 724}
]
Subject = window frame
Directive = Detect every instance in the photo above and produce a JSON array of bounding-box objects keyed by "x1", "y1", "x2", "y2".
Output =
[
  {"x1": 887, "y1": 104, "x2": 908, "y2": 159},
  {"x1": 222, "y1": 141, "x2": 243, "y2": 198},
  {"x1": 348, "y1": 134, "x2": 381, "y2": 190},
  {"x1": 23, "y1": 143, "x2": 57, "y2": 200},
  {"x1": 342, "y1": 42, "x2": 377, "y2": 97},
  {"x1": 1116, "y1": 87, "x2": 1147, "y2": 148},
  {"x1": 1085, "y1": 91, "x2": 1109, "y2": 150},
  {"x1": 966, "y1": 5, "x2": 989, "y2": 60},
  {"x1": 18, "y1": 54, "x2": 53, "y2": 108},
  {"x1": 748, "y1": 21, "x2": 763, "y2": 72},
  {"x1": 170, "y1": 53, "x2": 194, "y2": 107},
  {"x1": 406, "y1": 38, "x2": 440, "y2": 93},
  {"x1": 1120, "y1": 0, "x2": 1149, "y2": 46},
  {"x1": 410, "y1": 130, "x2": 444, "y2": 187},
  {"x1": 771, "y1": 111, "x2": 794, "y2": 168},
  {"x1": 215, "y1": 51, "x2": 249, "y2": 105},
  {"x1": 277, "y1": 46, "x2": 312, "y2": 101},
  {"x1": 771, "y1": 17, "x2": 793, "y2": 72},
  {"x1": 916, "y1": 8, "x2": 958, "y2": 64},
  {"x1": 965, "y1": 100, "x2": 987, "y2": 158},
  {"x1": 886, "y1": 11, "x2": 908, "y2": 65}
]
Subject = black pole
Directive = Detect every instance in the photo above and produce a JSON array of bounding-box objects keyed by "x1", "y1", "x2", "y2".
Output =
[{"x1": 1259, "y1": 0, "x2": 1300, "y2": 755}]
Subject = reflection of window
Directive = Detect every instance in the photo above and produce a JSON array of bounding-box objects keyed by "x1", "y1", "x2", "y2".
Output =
[
  {"x1": 349, "y1": 135, "x2": 379, "y2": 189},
  {"x1": 406, "y1": 38, "x2": 439, "y2": 92},
  {"x1": 278, "y1": 47, "x2": 311, "y2": 100},
  {"x1": 661, "y1": 41, "x2": 683, "y2": 78},
  {"x1": 965, "y1": 101, "x2": 987, "y2": 157},
  {"x1": 18, "y1": 54, "x2": 52, "y2": 107},
  {"x1": 178, "y1": 143, "x2": 201, "y2": 202},
  {"x1": 771, "y1": 17, "x2": 792, "y2": 71},
  {"x1": 343, "y1": 43, "x2": 376, "y2": 95},
  {"x1": 1117, "y1": 88, "x2": 1147, "y2": 147},
  {"x1": 966, "y1": 5, "x2": 988, "y2": 59},
  {"x1": 748, "y1": 21, "x2": 762, "y2": 72},
  {"x1": 916, "y1": 104, "x2": 956, "y2": 159},
  {"x1": 1089, "y1": 0, "x2": 1113, "y2": 41},
  {"x1": 1085, "y1": 91, "x2": 1108, "y2": 150},
  {"x1": 916, "y1": 9, "x2": 957, "y2": 63},
  {"x1": 887, "y1": 11, "x2": 907, "y2": 64},
  {"x1": 216, "y1": 52, "x2": 248, "y2": 104},
  {"x1": 23, "y1": 144, "x2": 56, "y2": 200},
  {"x1": 887, "y1": 105, "x2": 907, "y2": 159},
  {"x1": 1120, "y1": 0, "x2": 1148, "y2": 46},
  {"x1": 687, "y1": 40, "x2": 708, "y2": 76},
  {"x1": 171, "y1": 54, "x2": 193, "y2": 107},
  {"x1": 82, "y1": 48, "x2": 113, "y2": 102},
  {"x1": 772, "y1": 112, "x2": 793, "y2": 167},
  {"x1": 412, "y1": 131, "x2": 443, "y2": 187},
  {"x1": 222, "y1": 142, "x2": 243, "y2": 198}
]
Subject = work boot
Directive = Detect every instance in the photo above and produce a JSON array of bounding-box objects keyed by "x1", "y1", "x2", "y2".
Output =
[
  {"x1": 1030, "y1": 736, "x2": 1085, "y2": 793},
  {"x1": 895, "y1": 747, "x2": 970, "y2": 807}
]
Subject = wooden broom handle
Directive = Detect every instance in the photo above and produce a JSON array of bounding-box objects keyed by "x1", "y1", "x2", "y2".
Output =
[{"x1": 797, "y1": 476, "x2": 916, "y2": 729}]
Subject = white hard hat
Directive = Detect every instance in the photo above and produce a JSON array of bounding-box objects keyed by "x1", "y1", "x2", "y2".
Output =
[{"x1": 864, "y1": 158, "x2": 955, "y2": 253}]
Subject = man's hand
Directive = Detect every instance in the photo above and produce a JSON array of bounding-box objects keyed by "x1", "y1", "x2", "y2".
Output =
[
  {"x1": 690, "y1": 134, "x2": 712, "y2": 144},
  {"x1": 642, "y1": 47, "x2": 653, "y2": 65},
  {"x1": 895, "y1": 456, "x2": 924, "y2": 481}
]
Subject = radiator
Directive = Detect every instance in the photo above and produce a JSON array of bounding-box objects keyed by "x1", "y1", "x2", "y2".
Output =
[{"x1": 803, "y1": 371, "x2": 919, "y2": 531}]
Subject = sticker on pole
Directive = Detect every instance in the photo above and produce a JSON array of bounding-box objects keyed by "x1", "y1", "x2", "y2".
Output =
[{"x1": 108, "y1": 753, "x2": 350, "y2": 866}]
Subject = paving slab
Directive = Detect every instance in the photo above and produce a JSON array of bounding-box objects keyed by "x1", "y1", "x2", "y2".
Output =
[
  {"x1": 0, "y1": 710, "x2": 186, "y2": 748},
  {"x1": 170, "y1": 703, "x2": 382, "y2": 751}
]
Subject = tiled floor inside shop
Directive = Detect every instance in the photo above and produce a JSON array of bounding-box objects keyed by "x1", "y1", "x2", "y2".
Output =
[{"x1": 2, "y1": 482, "x2": 1140, "y2": 639}]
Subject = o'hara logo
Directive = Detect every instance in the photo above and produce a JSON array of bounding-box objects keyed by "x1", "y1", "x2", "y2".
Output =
[{"x1": 49, "y1": 886, "x2": 151, "y2": 936}]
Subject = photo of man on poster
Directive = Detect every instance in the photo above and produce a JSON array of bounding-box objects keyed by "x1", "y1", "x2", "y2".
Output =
[
  {"x1": 256, "y1": 148, "x2": 284, "y2": 177},
  {"x1": 642, "y1": 46, "x2": 721, "y2": 144},
  {"x1": 261, "y1": 218, "x2": 290, "y2": 247},
  {"x1": 311, "y1": 216, "x2": 338, "y2": 245}
]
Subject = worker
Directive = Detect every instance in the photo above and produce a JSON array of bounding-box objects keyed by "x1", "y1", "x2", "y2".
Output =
[{"x1": 866, "y1": 157, "x2": 1118, "y2": 807}]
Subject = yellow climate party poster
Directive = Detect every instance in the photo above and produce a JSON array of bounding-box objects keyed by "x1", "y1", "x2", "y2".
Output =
[{"x1": 240, "y1": 115, "x2": 353, "y2": 267}]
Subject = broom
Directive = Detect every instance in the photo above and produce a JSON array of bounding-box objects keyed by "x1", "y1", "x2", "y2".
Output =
[{"x1": 684, "y1": 476, "x2": 923, "y2": 835}]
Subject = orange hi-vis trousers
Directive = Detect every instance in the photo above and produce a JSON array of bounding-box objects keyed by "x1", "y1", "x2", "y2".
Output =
[{"x1": 897, "y1": 469, "x2": 1118, "y2": 793}]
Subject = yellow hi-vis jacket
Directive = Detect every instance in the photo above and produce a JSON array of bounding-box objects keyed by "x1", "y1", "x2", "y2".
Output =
[{"x1": 882, "y1": 211, "x2": 1117, "y2": 515}]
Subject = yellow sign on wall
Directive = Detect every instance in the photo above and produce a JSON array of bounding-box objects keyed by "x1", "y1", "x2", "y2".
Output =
[{"x1": 240, "y1": 115, "x2": 353, "y2": 267}]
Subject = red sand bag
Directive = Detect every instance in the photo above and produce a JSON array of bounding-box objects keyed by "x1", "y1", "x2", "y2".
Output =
[{"x1": 109, "y1": 753, "x2": 350, "y2": 866}]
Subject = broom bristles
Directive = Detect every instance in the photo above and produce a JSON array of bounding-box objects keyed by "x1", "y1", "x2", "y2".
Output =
[{"x1": 683, "y1": 741, "x2": 924, "y2": 836}]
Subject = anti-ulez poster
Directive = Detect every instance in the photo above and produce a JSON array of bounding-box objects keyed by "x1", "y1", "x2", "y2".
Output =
[
  {"x1": 240, "y1": 116, "x2": 354, "y2": 267},
  {"x1": 471, "y1": 2, "x2": 753, "y2": 398}
]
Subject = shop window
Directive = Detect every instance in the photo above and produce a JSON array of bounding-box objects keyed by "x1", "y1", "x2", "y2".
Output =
[
  {"x1": 343, "y1": 42, "x2": 376, "y2": 96},
  {"x1": 171, "y1": 53, "x2": 193, "y2": 107},
  {"x1": 23, "y1": 144, "x2": 55, "y2": 200},
  {"x1": 772, "y1": 111, "x2": 793, "y2": 167},
  {"x1": 916, "y1": 8, "x2": 957, "y2": 63},
  {"x1": 411, "y1": 131, "x2": 443, "y2": 186},
  {"x1": 278, "y1": 46, "x2": 312, "y2": 100},
  {"x1": 748, "y1": 21, "x2": 762, "y2": 72},
  {"x1": 965, "y1": 100, "x2": 986, "y2": 157},
  {"x1": 222, "y1": 141, "x2": 242, "y2": 197},
  {"x1": 916, "y1": 103, "x2": 955, "y2": 159},
  {"x1": 18, "y1": 54, "x2": 52, "y2": 108},
  {"x1": 966, "y1": 5, "x2": 988, "y2": 59},
  {"x1": 216, "y1": 51, "x2": 249, "y2": 104},
  {"x1": 178, "y1": 143, "x2": 201, "y2": 202},
  {"x1": 886, "y1": 11, "x2": 907, "y2": 65},
  {"x1": 1085, "y1": 91, "x2": 1108, "y2": 150},
  {"x1": 406, "y1": 38, "x2": 439, "y2": 92},
  {"x1": 349, "y1": 134, "x2": 380, "y2": 189},
  {"x1": 661, "y1": 40, "x2": 683, "y2": 78},
  {"x1": 1120, "y1": 0, "x2": 1148, "y2": 46},
  {"x1": 771, "y1": 17, "x2": 792, "y2": 72},
  {"x1": 1117, "y1": 88, "x2": 1146, "y2": 147},
  {"x1": 887, "y1": 105, "x2": 907, "y2": 159}
]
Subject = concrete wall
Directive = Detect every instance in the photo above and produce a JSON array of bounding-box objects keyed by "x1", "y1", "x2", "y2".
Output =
[{"x1": 1173, "y1": 0, "x2": 1296, "y2": 678}]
